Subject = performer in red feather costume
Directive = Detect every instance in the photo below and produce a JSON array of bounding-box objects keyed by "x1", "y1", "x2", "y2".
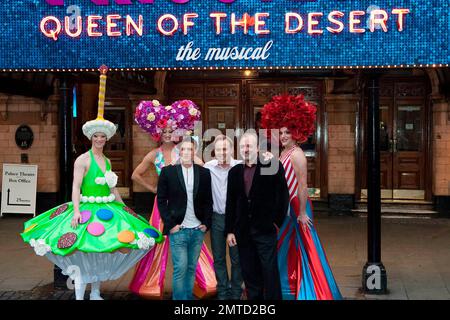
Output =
[{"x1": 261, "y1": 94, "x2": 342, "y2": 300}]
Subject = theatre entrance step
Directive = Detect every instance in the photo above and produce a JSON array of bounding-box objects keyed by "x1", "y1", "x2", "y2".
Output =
[{"x1": 352, "y1": 200, "x2": 437, "y2": 217}]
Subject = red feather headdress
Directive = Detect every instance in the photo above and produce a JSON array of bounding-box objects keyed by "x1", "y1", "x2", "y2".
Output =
[{"x1": 261, "y1": 94, "x2": 317, "y2": 143}]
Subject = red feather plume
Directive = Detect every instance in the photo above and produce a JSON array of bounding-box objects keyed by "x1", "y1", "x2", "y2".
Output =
[{"x1": 261, "y1": 94, "x2": 317, "y2": 142}]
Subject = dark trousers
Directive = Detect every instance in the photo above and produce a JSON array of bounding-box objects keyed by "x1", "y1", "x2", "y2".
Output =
[
  {"x1": 237, "y1": 230, "x2": 282, "y2": 300},
  {"x1": 211, "y1": 212, "x2": 243, "y2": 299}
]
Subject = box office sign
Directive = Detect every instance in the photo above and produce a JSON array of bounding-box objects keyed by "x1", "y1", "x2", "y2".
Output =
[
  {"x1": 0, "y1": 0, "x2": 448, "y2": 70},
  {"x1": 1, "y1": 164, "x2": 38, "y2": 217}
]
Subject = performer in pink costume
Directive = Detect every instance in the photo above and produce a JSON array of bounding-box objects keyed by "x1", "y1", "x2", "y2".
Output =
[{"x1": 129, "y1": 99, "x2": 217, "y2": 299}]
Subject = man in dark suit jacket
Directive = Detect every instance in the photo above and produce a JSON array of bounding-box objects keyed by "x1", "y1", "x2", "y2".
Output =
[
  {"x1": 157, "y1": 137, "x2": 213, "y2": 300},
  {"x1": 225, "y1": 132, "x2": 289, "y2": 300}
]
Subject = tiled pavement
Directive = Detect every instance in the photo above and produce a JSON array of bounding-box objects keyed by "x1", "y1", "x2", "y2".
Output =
[
  {"x1": 0, "y1": 286, "x2": 138, "y2": 300},
  {"x1": 1, "y1": 213, "x2": 450, "y2": 300}
]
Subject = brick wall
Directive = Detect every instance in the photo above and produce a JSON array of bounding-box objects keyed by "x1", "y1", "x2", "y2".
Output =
[
  {"x1": 433, "y1": 100, "x2": 450, "y2": 196},
  {"x1": 132, "y1": 124, "x2": 158, "y2": 192},
  {"x1": 0, "y1": 95, "x2": 59, "y2": 193},
  {"x1": 326, "y1": 95, "x2": 358, "y2": 194},
  {"x1": 130, "y1": 95, "x2": 167, "y2": 193}
]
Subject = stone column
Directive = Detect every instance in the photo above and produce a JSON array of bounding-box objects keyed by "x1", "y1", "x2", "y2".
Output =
[
  {"x1": 432, "y1": 97, "x2": 450, "y2": 217},
  {"x1": 325, "y1": 93, "x2": 358, "y2": 214}
]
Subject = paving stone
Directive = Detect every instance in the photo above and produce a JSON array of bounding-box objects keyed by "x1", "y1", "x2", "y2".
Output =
[
  {"x1": 404, "y1": 287, "x2": 450, "y2": 300},
  {"x1": 19, "y1": 292, "x2": 33, "y2": 300},
  {"x1": 47, "y1": 290, "x2": 66, "y2": 300},
  {"x1": 0, "y1": 291, "x2": 14, "y2": 300},
  {"x1": 60, "y1": 291, "x2": 75, "y2": 300},
  {"x1": 8, "y1": 291, "x2": 26, "y2": 300}
]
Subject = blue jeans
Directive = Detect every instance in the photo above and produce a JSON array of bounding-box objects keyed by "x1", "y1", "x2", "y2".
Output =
[{"x1": 169, "y1": 227, "x2": 205, "y2": 300}]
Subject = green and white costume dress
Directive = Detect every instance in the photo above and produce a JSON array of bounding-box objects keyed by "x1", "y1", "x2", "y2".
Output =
[{"x1": 21, "y1": 150, "x2": 163, "y2": 284}]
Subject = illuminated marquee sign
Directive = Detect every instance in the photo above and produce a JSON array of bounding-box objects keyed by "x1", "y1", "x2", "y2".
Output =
[{"x1": 0, "y1": 0, "x2": 448, "y2": 70}]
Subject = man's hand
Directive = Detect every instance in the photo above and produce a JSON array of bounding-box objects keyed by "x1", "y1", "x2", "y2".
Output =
[
  {"x1": 262, "y1": 151, "x2": 274, "y2": 162},
  {"x1": 170, "y1": 225, "x2": 181, "y2": 234},
  {"x1": 274, "y1": 223, "x2": 280, "y2": 233},
  {"x1": 198, "y1": 224, "x2": 207, "y2": 232},
  {"x1": 71, "y1": 211, "x2": 82, "y2": 229},
  {"x1": 227, "y1": 233, "x2": 237, "y2": 247}
]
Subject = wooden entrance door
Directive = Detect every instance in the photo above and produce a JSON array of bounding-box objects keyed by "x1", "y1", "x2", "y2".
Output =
[
  {"x1": 168, "y1": 81, "x2": 242, "y2": 160},
  {"x1": 361, "y1": 80, "x2": 429, "y2": 200},
  {"x1": 103, "y1": 102, "x2": 132, "y2": 198},
  {"x1": 168, "y1": 81, "x2": 242, "y2": 133}
]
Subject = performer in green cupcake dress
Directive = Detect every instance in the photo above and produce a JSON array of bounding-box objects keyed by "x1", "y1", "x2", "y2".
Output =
[{"x1": 20, "y1": 66, "x2": 163, "y2": 300}]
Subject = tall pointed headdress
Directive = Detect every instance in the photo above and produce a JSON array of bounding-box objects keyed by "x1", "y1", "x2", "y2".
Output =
[{"x1": 82, "y1": 65, "x2": 117, "y2": 140}]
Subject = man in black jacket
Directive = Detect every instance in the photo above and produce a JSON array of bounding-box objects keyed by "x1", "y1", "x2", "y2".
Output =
[
  {"x1": 225, "y1": 132, "x2": 289, "y2": 300},
  {"x1": 157, "y1": 137, "x2": 213, "y2": 300}
]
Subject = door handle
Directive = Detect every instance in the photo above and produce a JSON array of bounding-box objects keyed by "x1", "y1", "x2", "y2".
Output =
[{"x1": 388, "y1": 139, "x2": 398, "y2": 153}]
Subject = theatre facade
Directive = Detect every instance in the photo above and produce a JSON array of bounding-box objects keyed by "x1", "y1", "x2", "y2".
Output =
[{"x1": 0, "y1": 0, "x2": 449, "y2": 216}]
